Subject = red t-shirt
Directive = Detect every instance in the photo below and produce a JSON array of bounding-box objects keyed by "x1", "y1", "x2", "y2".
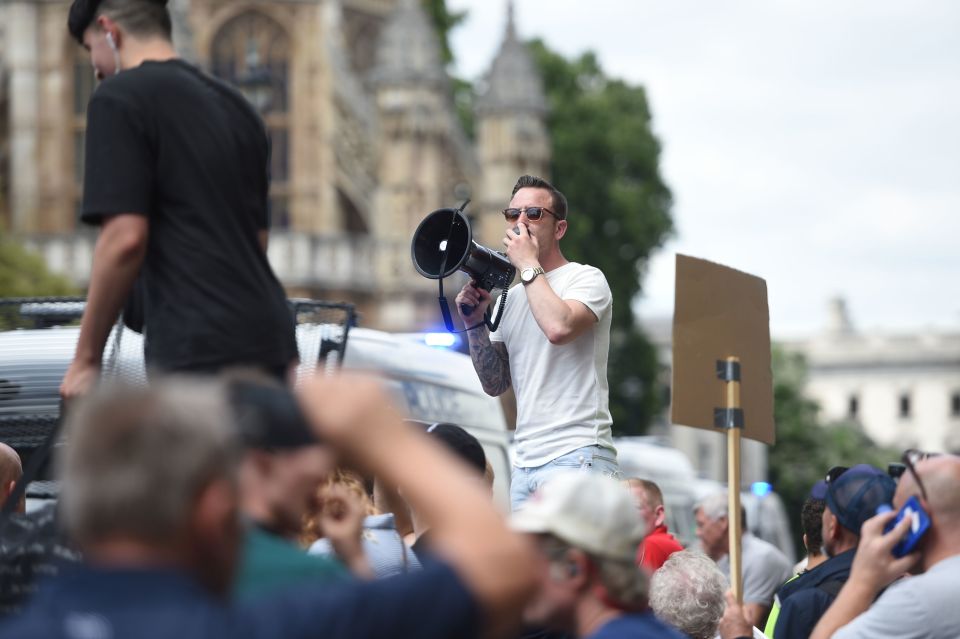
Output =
[{"x1": 636, "y1": 525, "x2": 684, "y2": 572}]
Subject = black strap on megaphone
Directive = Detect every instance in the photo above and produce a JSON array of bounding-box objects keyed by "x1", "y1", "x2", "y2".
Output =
[{"x1": 436, "y1": 200, "x2": 509, "y2": 335}]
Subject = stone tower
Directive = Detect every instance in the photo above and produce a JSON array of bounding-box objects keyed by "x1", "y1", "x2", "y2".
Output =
[
  {"x1": 369, "y1": 0, "x2": 478, "y2": 328},
  {"x1": 474, "y1": 0, "x2": 550, "y2": 246}
]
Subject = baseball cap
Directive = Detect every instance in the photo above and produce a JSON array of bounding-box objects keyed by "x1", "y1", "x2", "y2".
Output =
[
  {"x1": 825, "y1": 463, "x2": 896, "y2": 534},
  {"x1": 511, "y1": 472, "x2": 646, "y2": 562},
  {"x1": 228, "y1": 379, "x2": 318, "y2": 450},
  {"x1": 422, "y1": 422, "x2": 486, "y2": 476}
]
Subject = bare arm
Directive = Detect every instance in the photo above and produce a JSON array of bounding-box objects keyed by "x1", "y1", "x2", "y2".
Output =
[
  {"x1": 61, "y1": 214, "x2": 148, "y2": 399},
  {"x1": 523, "y1": 280, "x2": 597, "y2": 345},
  {"x1": 298, "y1": 375, "x2": 537, "y2": 634},
  {"x1": 503, "y1": 223, "x2": 597, "y2": 345}
]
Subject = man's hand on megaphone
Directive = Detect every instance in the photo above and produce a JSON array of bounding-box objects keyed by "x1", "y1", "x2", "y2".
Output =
[
  {"x1": 456, "y1": 281, "x2": 493, "y2": 325},
  {"x1": 503, "y1": 222, "x2": 539, "y2": 269}
]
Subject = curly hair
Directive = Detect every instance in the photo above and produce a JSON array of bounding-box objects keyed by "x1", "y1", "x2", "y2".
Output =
[
  {"x1": 299, "y1": 468, "x2": 376, "y2": 547},
  {"x1": 649, "y1": 550, "x2": 727, "y2": 639},
  {"x1": 801, "y1": 497, "x2": 826, "y2": 555}
]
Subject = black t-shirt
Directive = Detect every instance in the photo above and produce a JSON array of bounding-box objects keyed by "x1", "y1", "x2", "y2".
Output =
[{"x1": 81, "y1": 59, "x2": 297, "y2": 373}]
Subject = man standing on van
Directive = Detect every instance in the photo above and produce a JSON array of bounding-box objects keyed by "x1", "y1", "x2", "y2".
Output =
[
  {"x1": 456, "y1": 175, "x2": 619, "y2": 510},
  {"x1": 60, "y1": 0, "x2": 297, "y2": 398}
]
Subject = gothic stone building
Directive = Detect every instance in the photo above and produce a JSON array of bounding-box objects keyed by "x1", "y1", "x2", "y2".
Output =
[{"x1": 0, "y1": 0, "x2": 549, "y2": 330}]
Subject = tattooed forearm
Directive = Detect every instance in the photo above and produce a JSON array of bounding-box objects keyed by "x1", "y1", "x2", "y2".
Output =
[{"x1": 467, "y1": 326, "x2": 511, "y2": 396}]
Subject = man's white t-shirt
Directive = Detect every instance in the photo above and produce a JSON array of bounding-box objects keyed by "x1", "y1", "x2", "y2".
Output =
[{"x1": 490, "y1": 262, "x2": 614, "y2": 467}]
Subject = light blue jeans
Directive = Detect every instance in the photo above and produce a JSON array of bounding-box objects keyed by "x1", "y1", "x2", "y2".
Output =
[{"x1": 510, "y1": 444, "x2": 622, "y2": 511}]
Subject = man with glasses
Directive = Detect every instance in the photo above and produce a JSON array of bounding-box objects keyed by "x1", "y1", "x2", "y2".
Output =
[
  {"x1": 771, "y1": 464, "x2": 895, "y2": 639},
  {"x1": 810, "y1": 451, "x2": 960, "y2": 639},
  {"x1": 456, "y1": 175, "x2": 618, "y2": 510}
]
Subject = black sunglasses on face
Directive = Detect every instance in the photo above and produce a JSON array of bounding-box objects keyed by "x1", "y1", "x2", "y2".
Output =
[
  {"x1": 902, "y1": 449, "x2": 940, "y2": 502},
  {"x1": 502, "y1": 206, "x2": 560, "y2": 222}
]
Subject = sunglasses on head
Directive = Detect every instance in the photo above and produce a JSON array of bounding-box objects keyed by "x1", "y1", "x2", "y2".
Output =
[
  {"x1": 825, "y1": 466, "x2": 849, "y2": 484},
  {"x1": 502, "y1": 206, "x2": 560, "y2": 222}
]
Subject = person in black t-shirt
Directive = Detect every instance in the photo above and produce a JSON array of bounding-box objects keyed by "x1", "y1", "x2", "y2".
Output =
[{"x1": 60, "y1": 0, "x2": 297, "y2": 398}]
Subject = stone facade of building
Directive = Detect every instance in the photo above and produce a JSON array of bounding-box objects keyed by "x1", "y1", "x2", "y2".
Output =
[
  {"x1": 785, "y1": 299, "x2": 960, "y2": 454},
  {"x1": 0, "y1": 0, "x2": 549, "y2": 330}
]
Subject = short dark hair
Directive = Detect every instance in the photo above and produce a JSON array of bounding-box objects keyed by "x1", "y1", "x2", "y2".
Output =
[
  {"x1": 68, "y1": 0, "x2": 172, "y2": 45},
  {"x1": 511, "y1": 175, "x2": 568, "y2": 220},
  {"x1": 801, "y1": 497, "x2": 826, "y2": 556}
]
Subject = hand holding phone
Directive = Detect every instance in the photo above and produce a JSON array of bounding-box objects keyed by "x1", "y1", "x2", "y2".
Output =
[{"x1": 876, "y1": 495, "x2": 930, "y2": 558}]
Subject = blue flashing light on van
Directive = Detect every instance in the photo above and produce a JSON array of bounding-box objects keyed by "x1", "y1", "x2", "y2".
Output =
[
  {"x1": 751, "y1": 481, "x2": 773, "y2": 498},
  {"x1": 423, "y1": 332, "x2": 459, "y2": 349}
]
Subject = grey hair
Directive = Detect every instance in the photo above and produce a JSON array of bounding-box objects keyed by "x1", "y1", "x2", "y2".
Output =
[
  {"x1": 695, "y1": 492, "x2": 729, "y2": 521},
  {"x1": 649, "y1": 550, "x2": 728, "y2": 639},
  {"x1": 58, "y1": 378, "x2": 240, "y2": 546}
]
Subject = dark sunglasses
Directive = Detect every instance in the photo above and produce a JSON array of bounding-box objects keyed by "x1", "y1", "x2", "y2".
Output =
[
  {"x1": 825, "y1": 466, "x2": 849, "y2": 484},
  {"x1": 502, "y1": 206, "x2": 560, "y2": 222},
  {"x1": 902, "y1": 449, "x2": 941, "y2": 502}
]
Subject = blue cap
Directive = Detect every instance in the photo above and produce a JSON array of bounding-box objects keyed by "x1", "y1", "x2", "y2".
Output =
[
  {"x1": 811, "y1": 480, "x2": 828, "y2": 500},
  {"x1": 825, "y1": 464, "x2": 896, "y2": 534}
]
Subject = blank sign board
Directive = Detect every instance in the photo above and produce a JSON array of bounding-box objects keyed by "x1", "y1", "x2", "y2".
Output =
[{"x1": 671, "y1": 254, "x2": 775, "y2": 445}]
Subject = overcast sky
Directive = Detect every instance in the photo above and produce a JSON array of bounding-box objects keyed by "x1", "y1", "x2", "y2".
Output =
[{"x1": 447, "y1": 0, "x2": 960, "y2": 338}]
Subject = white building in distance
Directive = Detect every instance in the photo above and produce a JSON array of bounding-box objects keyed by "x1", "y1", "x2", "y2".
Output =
[{"x1": 784, "y1": 298, "x2": 960, "y2": 454}]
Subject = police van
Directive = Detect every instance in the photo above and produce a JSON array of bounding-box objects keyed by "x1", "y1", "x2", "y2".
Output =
[{"x1": 0, "y1": 299, "x2": 512, "y2": 512}]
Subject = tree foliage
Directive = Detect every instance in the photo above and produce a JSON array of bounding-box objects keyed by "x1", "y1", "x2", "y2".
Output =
[
  {"x1": 768, "y1": 347, "x2": 900, "y2": 558},
  {"x1": 0, "y1": 236, "x2": 75, "y2": 298},
  {"x1": 420, "y1": 0, "x2": 466, "y2": 66},
  {"x1": 529, "y1": 41, "x2": 674, "y2": 434}
]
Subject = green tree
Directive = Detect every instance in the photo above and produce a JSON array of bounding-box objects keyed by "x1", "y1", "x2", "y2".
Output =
[
  {"x1": 0, "y1": 236, "x2": 75, "y2": 298},
  {"x1": 420, "y1": 0, "x2": 466, "y2": 66},
  {"x1": 768, "y1": 346, "x2": 900, "y2": 558},
  {"x1": 529, "y1": 41, "x2": 674, "y2": 434}
]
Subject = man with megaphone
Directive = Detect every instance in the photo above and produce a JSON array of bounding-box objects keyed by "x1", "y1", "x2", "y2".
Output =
[{"x1": 456, "y1": 175, "x2": 620, "y2": 511}]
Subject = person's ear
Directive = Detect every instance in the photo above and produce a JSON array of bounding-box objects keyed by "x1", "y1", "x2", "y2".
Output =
[{"x1": 555, "y1": 219, "x2": 567, "y2": 240}]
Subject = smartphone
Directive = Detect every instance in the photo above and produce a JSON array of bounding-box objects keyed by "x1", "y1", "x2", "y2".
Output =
[{"x1": 878, "y1": 495, "x2": 930, "y2": 558}]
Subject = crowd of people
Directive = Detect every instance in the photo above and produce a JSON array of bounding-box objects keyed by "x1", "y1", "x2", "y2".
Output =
[{"x1": 1, "y1": 371, "x2": 958, "y2": 639}]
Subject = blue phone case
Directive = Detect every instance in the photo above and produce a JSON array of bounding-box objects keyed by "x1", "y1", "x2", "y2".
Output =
[{"x1": 883, "y1": 495, "x2": 930, "y2": 558}]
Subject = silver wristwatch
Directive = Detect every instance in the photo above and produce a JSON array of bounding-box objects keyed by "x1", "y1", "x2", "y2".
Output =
[{"x1": 520, "y1": 266, "x2": 545, "y2": 284}]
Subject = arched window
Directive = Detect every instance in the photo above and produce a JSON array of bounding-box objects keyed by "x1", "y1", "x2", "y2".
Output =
[{"x1": 210, "y1": 12, "x2": 291, "y2": 228}]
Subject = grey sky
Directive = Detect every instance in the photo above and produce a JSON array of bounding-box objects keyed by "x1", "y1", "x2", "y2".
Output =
[{"x1": 448, "y1": 0, "x2": 960, "y2": 337}]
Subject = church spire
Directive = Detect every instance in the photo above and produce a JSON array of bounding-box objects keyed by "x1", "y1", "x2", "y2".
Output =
[
  {"x1": 475, "y1": 0, "x2": 546, "y2": 115},
  {"x1": 369, "y1": 0, "x2": 446, "y2": 88}
]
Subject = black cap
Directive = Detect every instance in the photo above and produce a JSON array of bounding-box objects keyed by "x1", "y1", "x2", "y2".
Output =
[
  {"x1": 228, "y1": 379, "x2": 318, "y2": 450},
  {"x1": 67, "y1": 0, "x2": 169, "y2": 44},
  {"x1": 423, "y1": 422, "x2": 486, "y2": 476}
]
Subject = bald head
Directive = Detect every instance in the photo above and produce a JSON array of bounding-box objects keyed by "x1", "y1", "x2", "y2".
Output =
[
  {"x1": 905, "y1": 455, "x2": 960, "y2": 518},
  {"x1": 0, "y1": 442, "x2": 24, "y2": 513}
]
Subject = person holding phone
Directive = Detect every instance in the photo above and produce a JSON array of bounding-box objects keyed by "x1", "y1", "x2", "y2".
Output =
[
  {"x1": 810, "y1": 452, "x2": 960, "y2": 639},
  {"x1": 771, "y1": 464, "x2": 895, "y2": 639}
]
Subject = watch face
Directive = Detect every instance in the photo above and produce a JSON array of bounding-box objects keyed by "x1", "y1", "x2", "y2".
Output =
[{"x1": 521, "y1": 268, "x2": 534, "y2": 282}]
